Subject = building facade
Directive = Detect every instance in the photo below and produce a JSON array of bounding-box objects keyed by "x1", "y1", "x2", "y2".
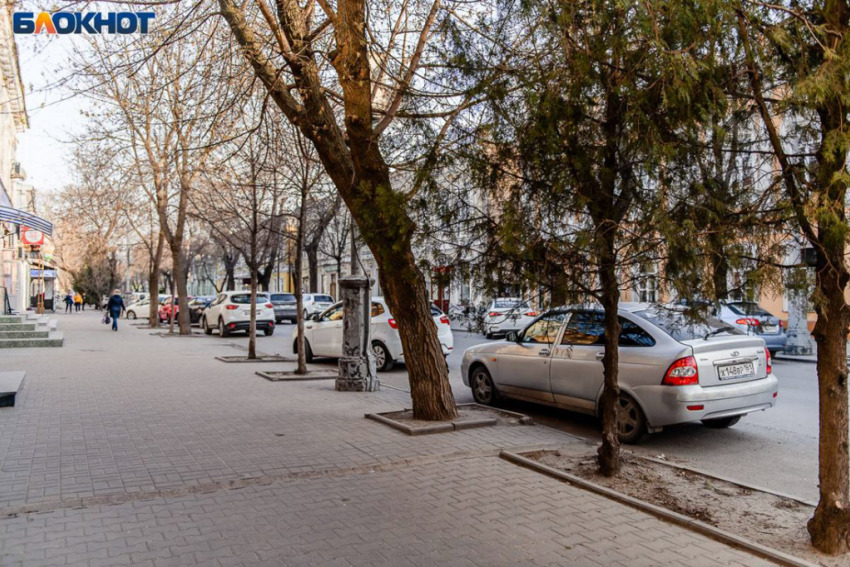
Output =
[{"x1": 0, "y1": 4, "x2": 30, "y2": 313}]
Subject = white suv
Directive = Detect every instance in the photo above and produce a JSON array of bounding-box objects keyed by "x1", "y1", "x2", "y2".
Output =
[
  {"x1": 202, "y1": 291, "x2": 276, "y2": 337},
  {"x1": 292, "y1": 297, "x2": 454, "y2": 371}
]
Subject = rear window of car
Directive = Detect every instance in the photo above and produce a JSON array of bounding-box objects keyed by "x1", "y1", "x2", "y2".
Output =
[
  {"x1": 727, "y1": 302, "x2": 772, "y2": 317},
  {"x1": 271, "y1": 294, "x2": 295, "y2": 302},
  {"x1": 494, "y1": 299, "x2": 529, "y2": 309},
  {"x1": 430, "y1": 305, "x2": 443, "y2": 316},
  {"x1": 315, "y1": 295, "x2": 334, "y2": 303},
  {"x1": 230, "y1": 294, "x2": 270, "y2": 304},
  {"x1": 634, "y1": 309, "x2": 743, "y2": 341}
]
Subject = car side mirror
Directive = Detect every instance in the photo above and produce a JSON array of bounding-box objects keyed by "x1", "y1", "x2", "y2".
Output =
[
  {"x1": 506, "y1": 331, "x2": 519, "y2": 343},
  {"x1": 310, "y1": 314, "x2": 320, "y2": 321}
]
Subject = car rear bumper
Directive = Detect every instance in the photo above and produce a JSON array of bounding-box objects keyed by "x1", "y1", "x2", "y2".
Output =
[
  {"x1": 274, "y1": 308, "x2": 297, "y2": 320},
  {"x1": 226, "y1": 320, "x2": 275, "y2": 332},
  {"x1": 632, "y1": 374, "x2": 779, "y2": 427},
  {"x1": 397, "y1": 342, "x2": 453, "y2": 361},
  {"x1": 760, "y1": 333, "x2": 787, "y2": 351}
]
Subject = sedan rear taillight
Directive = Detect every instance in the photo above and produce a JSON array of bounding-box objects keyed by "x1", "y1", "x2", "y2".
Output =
[
  {"x1": 488, "y1": 311, "x2": 499, "y2": 317},
  {"x1": 766, "y1": 349, "x2": 772, "y2": 374},
  {"x1": 388, "y1": 318, "x2": 398, "y2": 329},
  {"x1": 439, "y1": 315, "x2": 450, "y2": 325},
  {"x1": 662, "y1": 356, "x2": 699, "y2": 386},
  {"x1": 265, "y1": 303, "x2": 274, "y2": 309},
  {"x1": 226, "y1": 305, "x2": 238, "y2": 310},
  {"x1": 525, "y1": 311, "x2": 538, "y2": 317},
  {"x1": 736, "y1": 318, "x2": 760, "y2": 326}
]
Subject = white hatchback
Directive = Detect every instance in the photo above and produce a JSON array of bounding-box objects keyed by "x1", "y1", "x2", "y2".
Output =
[
  {"x1": 201, "y1": 291, "x2": 276, "y2": 337},
  {"x1": 292, "y1": 297, "x2": 454, "y2": 371},
  {"x1": 125, "y1": 299, "x2": 151, "y2": 320},
  {"x1": 485, "y1": 298, "x2": 538, "y2": 338}
]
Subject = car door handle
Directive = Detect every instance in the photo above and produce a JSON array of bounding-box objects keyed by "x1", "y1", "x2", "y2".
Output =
[
  {"x1": 595, "y1": 352, "x2": 605, "y2": 360},
  {"x1": 539, "y1": 349, "x2": 550, "y2": 357}
]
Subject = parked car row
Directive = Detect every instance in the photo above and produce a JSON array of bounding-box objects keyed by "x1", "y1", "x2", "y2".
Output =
[{"x1": 292, "y1": 298, "x2": 454, "y2": 372}]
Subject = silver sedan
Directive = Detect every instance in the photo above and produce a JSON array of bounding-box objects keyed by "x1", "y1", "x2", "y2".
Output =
[{"x1": 461, "y1": 304, "x2": 779, "y2": 443}]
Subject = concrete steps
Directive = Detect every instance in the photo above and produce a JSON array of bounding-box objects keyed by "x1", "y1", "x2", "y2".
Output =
[
  {"x1": 0, "y1": 331, "x2": 63, "y2": 349},
  {"x1": 0, "y1": 330, "x2": 49, "y2": 339},
  {"x1": 0, "y1": 371, "x2": 25, "y2": 407},
  {"x1": 0, "y1": 323, "x2": 36, "y2": 332},
  {"x1": 0, "y1": 316, "x2": 62, "y2": 348}
]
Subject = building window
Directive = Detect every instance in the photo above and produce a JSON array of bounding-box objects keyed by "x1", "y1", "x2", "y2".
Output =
[{"x1": 636, "y1": 262, "x2": 657, "y2": 303}]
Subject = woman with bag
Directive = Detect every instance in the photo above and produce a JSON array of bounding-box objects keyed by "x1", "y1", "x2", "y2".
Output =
[{"x1": 106, "y1": 290, "x2": 125, "y2": 331}]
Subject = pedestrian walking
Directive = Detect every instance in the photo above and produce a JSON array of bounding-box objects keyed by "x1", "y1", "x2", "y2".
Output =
[
  {"x1": 106, "y1": 290, "x2": 125, "y2": 332},
  {"x1": 81, "y1": 293, "x2": 86, "y2": 311},
  {"x1": 74, "y1": 292, "x2": 82, "y2": 312},
  {"x1": 64, "y1": 292, "x2": 73, "y2": 313}
]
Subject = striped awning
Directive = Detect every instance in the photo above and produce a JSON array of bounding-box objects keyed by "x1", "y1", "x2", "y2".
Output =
[{"x1": 0, "y1": 205, "x2": 53, "y2": 236}]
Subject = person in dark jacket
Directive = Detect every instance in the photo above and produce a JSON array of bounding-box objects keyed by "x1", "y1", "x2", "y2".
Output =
[
  {"x1": 106, "y1": 290, "x2": 125, "y2": 331},
  {"x1": 64, "y1": 292, "x2": 73, "y2": 313}
]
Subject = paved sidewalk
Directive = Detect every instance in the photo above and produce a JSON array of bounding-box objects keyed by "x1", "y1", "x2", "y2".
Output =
[{"x1": 0, "y1": 312, "x2": 775, "y2": 565}]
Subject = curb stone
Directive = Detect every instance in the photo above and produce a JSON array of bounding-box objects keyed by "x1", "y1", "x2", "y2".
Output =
[
  {"x1": 500, "y1": 450, "x2": 819, "y2": 567},
  {"x1": 638, "y1": 454, "x2": 818, "y2": 508}
]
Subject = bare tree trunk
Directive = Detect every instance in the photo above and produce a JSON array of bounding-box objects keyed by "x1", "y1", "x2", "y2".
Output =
[
  {"x1": 148, "y1": 230, "x2": 165, "y2": 328},
  {"x1": 248, "y1": 268, "x2": 257, "y2": 360},
  {"x1": 597, "y1": 226, "x2": 621, "y2": 477},
  {"x1": 306, "y1": 243, "x2": 319, "y2": 293},
  {"x1": 171, "y1": 241, "x2": 192, "y2": 335},
  {"x1": 808, "y1": 257, "x2": 850, "y2": 553},
  {"x1": 295, "y1": 217, "x2": 307, "y2": 374}
]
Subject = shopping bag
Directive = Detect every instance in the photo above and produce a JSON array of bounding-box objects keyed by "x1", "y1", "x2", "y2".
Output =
[{"x1": 102, "y1": 313, "x2": 110, "y2": 325}]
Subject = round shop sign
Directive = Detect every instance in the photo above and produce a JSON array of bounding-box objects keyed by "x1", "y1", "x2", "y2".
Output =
[{"x1": 21, "y1": 228, "x2": 45, "y2": 246}]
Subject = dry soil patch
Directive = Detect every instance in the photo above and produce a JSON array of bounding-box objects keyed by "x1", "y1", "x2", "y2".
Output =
[{"x1": 526, "y1": 450, "x2": 841, "y2": 567}]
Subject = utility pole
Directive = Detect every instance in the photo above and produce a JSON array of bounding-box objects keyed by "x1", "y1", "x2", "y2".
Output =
[{"x1": 336, "y1": 224, "x2": 378, "y2": 392}]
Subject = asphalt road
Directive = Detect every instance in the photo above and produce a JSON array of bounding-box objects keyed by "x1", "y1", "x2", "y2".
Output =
[{"x1": 266, "y1": 323, "x2": 825, "y2": 502}]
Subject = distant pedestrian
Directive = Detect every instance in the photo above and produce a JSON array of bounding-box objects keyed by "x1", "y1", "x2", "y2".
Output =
[
  {"x1": 81, "y1": 294, "x2": 86, "y2": 311},
  {"x1": 106, "y1": 290, "x2": 125, "y2": 332},
  {"x1": 64, "y1": 292, "x2": 73, "y2": 313},
  {"x1": 74, "y1": 292, "x2": 82, "y2": 312}
]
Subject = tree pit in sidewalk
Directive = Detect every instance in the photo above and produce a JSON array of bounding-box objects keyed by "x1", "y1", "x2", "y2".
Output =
[
  {"x1": 524, "y1": 450, "x2": 842, "y2": 567},
  {"x1": 367, "y1": 403, "x2": 532, "y2": 436},
  {"x1": 256, "y1": 370, "x2": 339, "y2": 381},
  {"x1": 216, "y1": 355, "x2": 291, "y2": 363}
]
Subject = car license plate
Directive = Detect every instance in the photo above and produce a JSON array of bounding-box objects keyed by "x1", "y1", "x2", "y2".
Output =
[
  {"x1": 243, "y1": 310, "x2": 251, "y2": 316},
  {"x1": 761, "y1": 325, "x2": 778, "y2": 333},
  {"x1": 718, "y1": 362, "x2": 755, "y2": 380}
]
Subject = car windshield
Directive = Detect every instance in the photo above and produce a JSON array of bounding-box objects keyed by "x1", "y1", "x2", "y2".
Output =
[
  {"x1": 271, "y1": 294, "x2": 295, "y2": 302},
  {"x1": 634, "y1": 309, "x2": 743, "y2": 341},
  {"x1": 727, "y1": 302, "x2": 772, "y2": 317},
  {"x1": 494, "y1": 300, "x2": 529, "y2": 309},
  {"x1": 230, "y1": 294, "x2": 270, "y2": 305}
]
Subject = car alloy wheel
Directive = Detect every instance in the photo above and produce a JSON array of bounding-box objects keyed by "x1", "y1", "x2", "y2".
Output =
[
  {"x1": 127, "y1": 311, "x2": 136, "y2": 320},
  {"x1": 372, "y1": 342, "x2": 393, "y2": 372},
  {"x1": 471, "y1": 366, "x2": 497, "y2": 405},
  {"x1": 218, "y1": 319, "x2": 230, "y2": 337},
  {"x1": 202, "y1": 317, "x2": 213, "y2": 335},
  {"x1": 617, "y1": 394, "x2": 647, "y2": 444}
]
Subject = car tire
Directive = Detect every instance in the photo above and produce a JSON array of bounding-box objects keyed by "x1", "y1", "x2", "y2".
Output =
[
  {"x1": 617, "y1": 393, "x2": 648, "y2": 445},
  {"x1": 264, "y1": 327, "x2": 274, "y2": 336},
  {"x1": 701, "y1": 416, "x2": 742, "y2": 429},
  {"x1": 127, "y1": 311, "x2": 136, "y2": 320},
  {"x1": 202, "y1": 317, "x2": 213, "y2": 335},
  {"x1": 372, "y1": 341, "x2": 394, "y2": 372},
  {"x1": 470, "y1": 365, "x2": 499, "y2": 405},
  {"x1": 218, "y1": 318, "x2": 230, "y2": 337},
  {"x1": 485, "y1": 333, "x2": 494, "y2": 340}
]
